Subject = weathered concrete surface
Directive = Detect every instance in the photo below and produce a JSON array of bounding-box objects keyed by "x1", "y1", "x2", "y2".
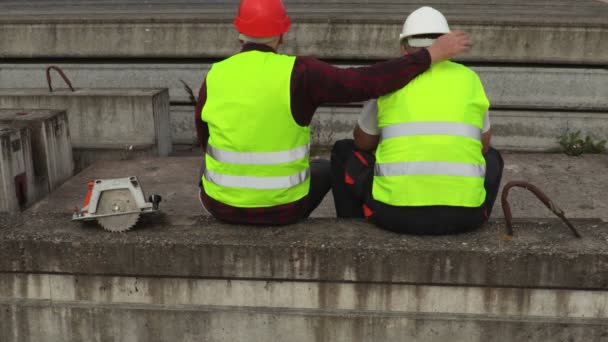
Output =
[
  {"x1": 6, "y1": 156, "x2": 607, "y2": 288},
  {"x1": 0, "y1": 89, "x2": 172, "y2": 170},
  {"x1": 28, "y1": 157, "x2": 202, "y2": 218},
  {"x1": 0, "y1": 215, "x2": 606, "y2": 340},
  {"x1": 489, "y1": 111, "x2": 608, "y2": 151},
  {"x1": 24, "y1": 154, "x2": 608, "y2": 221},
  {"x1": 0, "y1": 109, "x2": 74, "y2": 193},
  {"x1": 6, "y1": 64, "x2": 606, "y2": 150},
  {"x1": 0, "y1": 127, "x2": 32, "y2": 212},
  {"x1": 305, "y1": 107, "x2": 608, "y2": 152},
  {"x1": 313, "y1": 152, "x2": 608, "y2": 221},
  {"x1": 0, "y1": 2, "x2": 605, "y2": 63},
  {"x1": 2, "y1": 64, "x2": 606, "y2": 110},
  {"x1": 2, "y1": 301, "x2": 607, "y2": 342},
  {"x1": 4, "y1": 274, "x2": 608, "y2": 320},
  {"x1": 174, "y1": 105, "x2": 608, "y2": 151},
  {"x1": 494, "y1": 153, "x2": 608, "y2": 220},
  {"x1": 3, "y1": 153, "x2": 608, "y2": 340},
  {"x1": 0, "y1": 89, "x2": 171, "y2": 149},
  {"x1": 1, "y1": 212, "x2": 607, "y2": 288}
]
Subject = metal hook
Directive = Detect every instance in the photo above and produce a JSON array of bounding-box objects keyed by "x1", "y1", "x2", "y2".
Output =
[
  {"x1": 501, "y1": 181, "x2": 581, "y2": 238},
  {"x1": 46, "y1": 66, "x2": 75, "y2": 92}
]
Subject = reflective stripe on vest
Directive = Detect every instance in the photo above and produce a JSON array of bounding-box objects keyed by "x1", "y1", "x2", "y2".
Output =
[
  {"x1": 375, "y1": 161, "x2": 485, "y2": 177},
  {"x1": 207, "y1": 143, "x2": 310, "y2": 165},
  {"x1": 204, "y1": 168, "x2": 310, "y2": 189},
  {"x1": 381, "y1": 122, "x2": 481, "y2": 142}
]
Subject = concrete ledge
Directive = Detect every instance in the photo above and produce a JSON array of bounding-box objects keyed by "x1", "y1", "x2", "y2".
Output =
[
  {"x1": 0, "y1": 3, "x2": 605, "y2": 63},
  {"x1": 172, "y1": 105, "x2": 608, "y2": 152},
  {"x1": 23, "y1": 154, "x2": 608, "y2": 223},
  {"x1": 162, "y1": 105, "x2": 608, "y2": 151},
  {"x1": 306, "y1": 107, "x2": 608, "y2": 152},
  {"x1": 2, "y1": 64, "x2": 605, "y2": 110},
  {"x1": 0, "y1": 213, "x2": 607, "y2": 289},
  {"x1": 3, "y1": 273, "x2": 608, "y2": 320},
  {"x1": 4, "y1": 64, "x2": 607, "y2": 151}
]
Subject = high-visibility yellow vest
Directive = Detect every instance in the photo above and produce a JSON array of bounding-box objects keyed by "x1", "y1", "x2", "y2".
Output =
[
  {"x1": 201, "y1": 51, "x2": 310, "y2": 208},
  {"x1": 373, "y1": 61, "x2": 489, "y2": 207}
]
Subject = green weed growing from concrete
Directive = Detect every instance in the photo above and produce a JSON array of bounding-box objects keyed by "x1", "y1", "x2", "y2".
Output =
[{"x1": 558, "y1": 130, "x2": 606, "y2": 156}]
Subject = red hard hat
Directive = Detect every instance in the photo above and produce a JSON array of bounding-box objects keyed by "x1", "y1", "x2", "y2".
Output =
[{"x1": 234, "y1": 0, "x2": 291, "y2": 37}]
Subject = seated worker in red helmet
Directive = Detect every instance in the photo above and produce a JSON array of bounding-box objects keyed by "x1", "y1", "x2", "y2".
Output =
[
  {"x1": 195, "y1": 0, "x2": 474, "y2": 225},
  {"x1": 331, "y1": 7, "x2": 504, "y2": 234}
]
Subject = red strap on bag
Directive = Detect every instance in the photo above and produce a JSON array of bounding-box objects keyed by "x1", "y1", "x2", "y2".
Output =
[{"x1": 363, "y1": 204, "x2": 373, "y2": 218}]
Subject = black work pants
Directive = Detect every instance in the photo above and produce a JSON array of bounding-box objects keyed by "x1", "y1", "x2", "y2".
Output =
[
  {"x1": 330, "y1": 139, "x2": 504, "y2": 235},
  {"x1": 198, "y1": 158, "x2": 331, "y2": 221},
  {"x1": 303, "y1": 158, "x2": 332, "y2": 218}
]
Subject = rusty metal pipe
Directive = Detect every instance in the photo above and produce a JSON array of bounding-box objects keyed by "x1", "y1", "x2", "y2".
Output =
[
  {"x1": 46, "y1": 66, "x2": 75, "y2": 92},
  {"x1": 501, "y1": 181, "x2": 581, "y2": 238}
]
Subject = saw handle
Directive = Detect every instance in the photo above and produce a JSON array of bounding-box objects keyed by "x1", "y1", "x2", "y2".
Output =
[{"x1": 149, "y1": 194, "x2": 162, "y2": 210}]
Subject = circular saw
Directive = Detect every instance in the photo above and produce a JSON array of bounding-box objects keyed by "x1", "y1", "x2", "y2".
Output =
[{"x1": 72, "y1": 176, "x2": 161, "y2": 232}]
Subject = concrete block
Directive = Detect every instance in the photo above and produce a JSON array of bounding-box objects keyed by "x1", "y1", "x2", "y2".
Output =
[
  {"x1": 0, "y1": 88, "x2": 172, "y2": 168},
  {"x1": 0, "y1": 127, "x2": 33, "y2": 212},
  {"x1": 0, "y1": 109, "x2": 73, "y2": 193}
]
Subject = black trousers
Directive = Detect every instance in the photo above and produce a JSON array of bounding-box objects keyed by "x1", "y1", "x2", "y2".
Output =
[
  {"x1": 304, "y1": 159, "x2": 332, "y2": 218},
  {"x1": 330, "y1": 139, "x2": 504, "y2": 235},
  {"x1": 198, "y1": 158, "x2": 331, "y2": 221}
]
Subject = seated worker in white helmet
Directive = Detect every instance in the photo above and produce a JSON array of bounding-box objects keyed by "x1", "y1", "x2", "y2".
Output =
[{"x1": 330, "y1": 7, "x2": 504, "y2": 234}]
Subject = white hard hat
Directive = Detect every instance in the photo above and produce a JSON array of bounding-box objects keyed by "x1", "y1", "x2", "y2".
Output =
[{"x1": 399, "y1": 7, "x2": 450, "y2": 47}]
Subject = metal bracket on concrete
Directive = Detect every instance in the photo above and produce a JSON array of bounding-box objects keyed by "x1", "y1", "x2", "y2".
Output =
[
  {"x1": 46, "y1": 66, "x2": 75, "y2": 92},
  {"x1": 501, "y1": 181, "x2": 581, "y2": 238}
]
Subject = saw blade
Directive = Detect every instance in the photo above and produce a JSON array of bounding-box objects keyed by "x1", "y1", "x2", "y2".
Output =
[{"x1": 95, "y1": 189, "x2": 140, "y2": 232}]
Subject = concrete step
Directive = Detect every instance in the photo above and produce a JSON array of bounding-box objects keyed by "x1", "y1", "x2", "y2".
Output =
[
  {"x1": 2, "y1": 63, "x2": 606, "y2": 110},
  {"x1": 0, "y1": 88, "x2": 172, "y2": 170},
  {"x1": 0, "y1": 2, "x2": 605, "y2": 63},
  {"x1": 4, "y1": 63, "x2": 601, "y2": 151},
  {"x1": 1, "y1": 210, "x2": 608, "y2": 341},
  {"x1": 169, "y1": 105, "x2": 608, "y2": 152},
  {"x1": 2, "y1": 296, "x2": 607, "y2": 342},
  {"x1": 310, "y1": 107, "x2": 608, "y2": 151}
]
